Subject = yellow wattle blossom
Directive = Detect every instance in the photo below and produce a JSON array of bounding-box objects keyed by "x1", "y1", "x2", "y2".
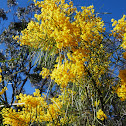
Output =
[
  {"x1": 51, "y1": 49, "x2": 87, "y2": 88},
  {"x1": 123, "y1": 52, "x2": 126, "y2": 59},
  {"x1": 111, "y1": 15, "x2": 126, "y2": 49},
  {"x1": 94, "y1": 100, "x2": 100, "y2": 107},
  {"x1": 116, "y1": 82, "x2": 126, "y2": 101},
  {"x1": 1, "y1": 89, "x2": 68, "y2": 126},
  {"x1": 39, "y1": 67, "x2": 50, "y2": 79},
  {"x1": 0, "y1": 68, "x2": 2, "y2": 73},
  {"x1": 97, "y1": 109, "x2": 107, "y2": 121},
  {"x1": 14, "y1": 0, "x2": 79, "y2": 51},
  {"x1": 0, "y1": 87, "x2": 7, "y2": 95},
  {"x1": 114, "y1": 69, "x2": 126, "y2": 101},
  {"x1": 111, "y1": 18, "x2": 114, "y2": 22},
  {"x1": 12, "y1": 0, "x2": 108, "y2": 91},
  {"x1": 118, "y1": 69, "x2": 126, "y2": 83},
  {"x1": 60, "y1": 116, "x2": 68, "y2": 125}
]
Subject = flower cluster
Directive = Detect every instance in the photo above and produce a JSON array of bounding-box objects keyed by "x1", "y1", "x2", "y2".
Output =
[
  {"x1": 13, "y1": 0, "x2": 107, "y2": 90},
  {"x1": 39, "y1": 67, "x2": 50, "y2": 79},
  {"x1": 0, "y1": 68, "x2": 8, "y2": 95},
  {"x1": 94, "y1": 100, "x2": 100, "y2": 107},
  {"x1": 50, "y1": 47, "x2": 89, "y2": 88},
  {"x1": 0, "y1": 87, "x2": 7, "y2": 95},
  {"x1": 97, "y1": 109, "x2": 107, "y2": 121},
  {"x1": 1, "y1": 89, "x2": 68, "y2": 126},
  {"x1": 111, "y1": 15, "x2": 126, "y2": 49},
  {"x1": 116, "y1": 70, "x2": 126, "y2": 101},
  {"x1": 13, "y1": 0, "x2": 79, "y2": 51},
  {"x1": 111, "y1": 16, "x2": 126, "y2": 101}
]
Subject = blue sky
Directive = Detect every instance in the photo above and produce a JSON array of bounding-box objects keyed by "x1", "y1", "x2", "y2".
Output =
[
  {"x1": 0, "y1": 0, "x2": 126, "y2": 102},
  {"x1": 74, "y1": 0, "x2": 126, "y2": 30},
  {"x1": 74, "y1": 0, "x2": 126, "y2": 19}
]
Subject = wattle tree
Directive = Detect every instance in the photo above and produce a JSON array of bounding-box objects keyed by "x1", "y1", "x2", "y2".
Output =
[{"x1": 0, "y1": 0, "x2": 126, "y2": 125}]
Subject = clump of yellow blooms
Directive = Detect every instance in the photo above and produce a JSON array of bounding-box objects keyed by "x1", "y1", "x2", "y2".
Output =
[
  {"x1": 13, "y1": 0, "x2": 107, "y2": 89},
  {"x1": 39, "y1": 67, "x2": 50, "y2": 79},
  {"x1": 116, "y1": 82, "x2": 126, "y2": 101},
  {"x1": 13, "y1": 0, "x2": 79, "y2": 50},
  {"x1": 123, "y1": 52, "x2": 126, "y2": 59},
  {"x1": 1, "y1": 89, "x2": 69, "y2": 126},
  {"x1": 116, "y1": 70, "x2": 126, "y2": 101},
  {"x1": 13, "y1": 0, "x2": 105, "y2": 51},
  {"x1": 0, "y1": 67, "x2": 2, "y2": 73},
  {"x1": 87, "y1": 44, "x2": 110, "y2": 85},
  {"x1": 1, "y1": 85, "x2": 78, "y2": 125},
  {"x1": 97, "y1": 109, "x2": 107, "y2": 121},
  {"x1": 112, "y1": 15, "x2": 126, "y2": 101},
  {"x1": 0, "y1": 68, "x2": 8, "y2": 95},
  {"x1": 2, "y1": 89, "x2": 48, "y2": 125},
  {"x1": 0, "y1": 87, "x2": 7, "y2": 95},
  {"x1": 1, "y1": 107, "x2": 29, "y2": 126},
  {"x1": 118, "y1": 70, "x2": 126, "y2": 82},
  {"x1": 111, "y1": 15, "x2": 126, "y2": 49},
  {"x1": 50, "y1": 47, "x2": 89, "y2": 88},
  {"x1": 94, "y1": 100, "x2": 100, "y2": 107},
  {"x1": 74, "y1": 6, "x2": 105, "y2": 48}
]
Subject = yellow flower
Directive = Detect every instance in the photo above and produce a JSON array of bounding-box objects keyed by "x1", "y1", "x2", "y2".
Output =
[
  {"x1": 0, "y1": 87, "x2": 7, "y2": 95},
  {"x1": 111, "y1": 18, "x2": 114, "y2": 22},
  {"x1": 97, "y1": 109, "x2": 107, "y2": 121},
  {"x1": 40, "y1": 67, "x2": 50, "y2": 79},
  {"x1": 112, "y1": 20, "x2": 117, "y2": 27},
  {"x1": 94, "y1": 100, "x2": 100, "y2": 107},
  {"x1": 0, "y1": 68, "x2": 2, "y2": 73},
  {"x1": 116, "y1": 82, "x2": 126, "y2": 101},
  {"x1": 0, "y1": 74, "x2": 2, "y2": 83},
  {"x1": 123, "y1": 52, "x2": 126, "y2": 59},
  {"x1": 119, "y1": 70, "x2": 126, "y2": 82}
]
